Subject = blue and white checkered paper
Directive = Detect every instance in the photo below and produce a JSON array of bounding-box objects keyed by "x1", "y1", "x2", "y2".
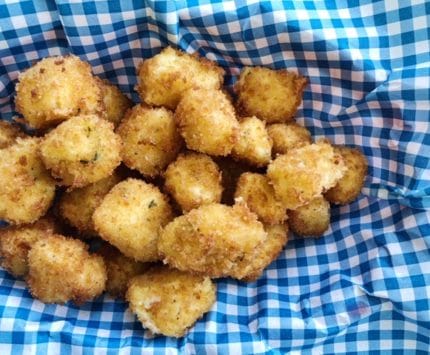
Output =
[{"x1": 1, "y1": 1, "x2": 430, "y2": 353}]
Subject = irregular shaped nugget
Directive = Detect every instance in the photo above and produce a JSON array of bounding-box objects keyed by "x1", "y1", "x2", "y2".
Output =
[
  {"x1": 0, "y1": 217, "x2": 58, "y2": 278},
  {"x1": 126, "y1": 266, "x2": 216, "y2": 337},
  {"x1": 232, "y1": 116, "x2": 272, "y2": 167},
  {"x1": 136, "y1": 46, "x2": 224, "y2": 109},
  {"x1": 58, "y1": 172, "x2": 123, "y2": 236},
  {"x1": 267, "y1": 122, "x2": 312, "y2": 156},
  {"x1": 164, "y1": 153, "x2": 223, "y2": 212},
  {"x1": 15, "y1": 55, "x2": 104, "y2": 129},
  {"x1": 235, "y1": 66, "x2": 307, "y2": 123},
  {"x1": 288, "y1": 196, "x2": 330, "y2": 237},
  {"x1": 40, "y1": 114, "x2": 122, "y2": 188},
  {"x1": 27, "y1": 234, "x2": 106, "y2": 304},
  {"x1": 267, "y1": 141, "x2": 346, "y2": 210},
  {"x1": 234, "y1": 173, "x2": 286, "y2": 225},
  {"x1": 158, "y1": 203, "x2": 267, "y2": 278},
  {"x1": 325, "y1": 146, "x2": 368, "y2": 205},
  {"x1": 0, "y1": 137, "x2": 56, "y2": 224},
  {"x1": 175, "y1": 88, "x2": 239, "y2": 156},
  {"x1": 117, "y1": 105, "x2": 182, "y2": 178},
  {"x1": 97, "y1": 244, "x2": 150, "y2": 299},
  {"x1": 93, "y1": 179, "x2": 173, "y2": 262},
  {"x1": 0, "y1": 121, "x2": 26, "y2": 149}
]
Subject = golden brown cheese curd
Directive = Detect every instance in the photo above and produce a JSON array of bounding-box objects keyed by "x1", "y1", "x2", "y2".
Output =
[
  {"x1": 267, "y1": 140, "x2": 346, "y2": 210},
  {"x1": 158, "y1": 203, "x2": 267, "y2": 278},
  {"x1": 96, "y1": 77, "x2": 132, "y2": 127},
  {"x1": 164, "y1": 153, "x2": 223, "y2": 212},
  {"x1": 175, "y1": 88, "x2": 239, "y2": 156},
  {"x1": 97, "y1": 244, "x2": 150, "y2": 299},
  {"x1": 0, "y1": 137, "x2": 56, "y2": 224},
  {"x1": 58, "y1": 172, "x2": 123, "y2": 236},
  {"x1": 267, "y1": 122, "x2": 312, "y2": 156},
  {"x1": 15, "y1": 55, "x2": 104, "y2": 129},
  {"x1": 235, "y1": 66, "x2": 307, "y2": 123},
  {"x1": 232, "y1": 116, "x2": 272, "y2": 167},
  {"x1": 0, "y1": 121, "x2": 26, "y2": 149},
  {"x1": 27, "y1": 234, "x2": 106, "y2": 304},
  {"x1": 0, "y1": 217, "x2": 58, "y2": 278},
  {"x1": 234, "y1": 173, "x2": 286, "y2": 225},
  {"x1": 93, "y1": 179, "x2": 173, "y2": 262},
  {"x1": 126, "y1": 266, "x2": 216, "y2": 337},
  {"x1": 136, "y1": 46, "x2": 224, "y2": 110},
  {"x1": 39, "y1": 114, "x2": 121, "y2": 188},
  {"x1": 288, "y1": 196, "x2": 330, "y2": 237},
  {"x1": 117, "y1": 104, "x2": 182, "y2": 178},
  {"x1": 231, "y1": 223, "x2": 289, "y2": 281},
  {"x1": 325, "y1": 146, "x2": 368, "y2": 205}
]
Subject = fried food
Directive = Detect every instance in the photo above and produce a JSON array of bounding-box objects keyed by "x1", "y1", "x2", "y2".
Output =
[
  {"x1": 0, "y1": 217, "x2": 58, "y2": 278},
  {"x1": 234, "y1": 173, "x2": 286, "y2": 225},
  {"x1": 288, "y1": 196, "x2": 330, "y2": 237},
  {"x1": 97, "y1": 244, "x2": 150, "y2": 299},
  {"x1": 158, "y1": 203, "x2": 267, "y2": 278},
  {"x1": 117, "y1": 104, "x2": 182, "y2": 178},
  {"x1": 267, "y1": 140, "x2": 346, "y2": 210},
  {"x1": 93, "y1": 178, "x2": 173, "y2": 262},
  {"x1": 39, "y1": 114, "x2": 121, "y2": 188},
  {"x1": 0, "y1": 137, "x2": 56, "y2": 224},
  {"x1": 15, "y1": 55, "x2": 104, "y2": 129},
  {"x1": 235, "y1": 66, "x2": 307, "y2": 123},
  {"x1": 175, "y1": 88, "x2": 239, "y2": 156},
  {"x1": 164, "y1": 153, "x2": 223, "y2": 212},
  {"x1": 325, "y1": 146, "x2": 368, "y2": 205},
  {"x1": 27, "y1": 234, "x2": 106, "y2": 304},
  {"x1": 136, "y1": 46, "x2": 224, "y2": 109},
  {"x1": 0, "y1": 121, "x2": 26, "y2": 149},
  {"x1": 231, "y1": 223, "x2": 289, "y2": 281},
  {"x1": 58, "y1": 172, "x2": 123, "y2": 236},
  {"x1": 126, "y1": 266, "x2": 216, "y2": 337},
  {"x1": 232, "y1": 116, "x2": 272, "y2": 167},
  {"x1": 267, "y1": 122, "x2": 312, "y2": 156},
  {"x1": 96, "y1": 77, "x2": 132, "y2": 126}
]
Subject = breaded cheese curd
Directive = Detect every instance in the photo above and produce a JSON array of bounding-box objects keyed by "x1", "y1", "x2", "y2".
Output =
[
  {"x1": 93, "y1": 179, "x2": 173, "y2": 262},
  {"x1": 127, "y1": 266, "x2": 216, "y2": 337},
  {"x1": 0, "y1": 137, "x2": 56, "y2": 224},
  {"x1": 164, "y1": 153, "x2": 223, "y2": 212},
  {"x1": 267, "y1": 122, "x2": 312, "y2": 156},
  {"x1": 39, "y1": 114, "x2": 121, "y2": 188},
  {"x1": 0, "y1": 121, "x2": 26, "y2": 149},
  {"x1": 136, "y1": 46, "x2": 224, "y2": 109},
  {"x1": 235, "y1": 66, "x2": 307, "y2": 123},
  {"x1": 117, "y1": 104, "x2": 182, "y2": 178},
  {"x1": 15, "y1": 55, "x2": 104, "y2": 129},
  {"x1": 27, "y1": 234, "x2": 106, "y2": 304}
]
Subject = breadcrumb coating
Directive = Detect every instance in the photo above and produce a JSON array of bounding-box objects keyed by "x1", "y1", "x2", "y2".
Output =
[
  {"x1": 267, "y1": 122, "x2": 312, "y2": 156},
  {"x1": 0, "y1": 121, "x2": 26, "y2": 149}
]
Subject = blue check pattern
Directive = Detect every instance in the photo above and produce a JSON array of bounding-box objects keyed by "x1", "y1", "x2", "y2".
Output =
[{"x1": 1, "y1": 1, "x2": 430, "y2": 353}]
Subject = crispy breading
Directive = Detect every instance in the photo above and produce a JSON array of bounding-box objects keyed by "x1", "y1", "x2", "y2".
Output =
[
  {"x1": 235, "y1": 66, "x2": 307, "y2": 123},
  {"x1": 267, "y1": 140, "x2": 346, "y2": 210},
  {"x1": 164, "y1": 153, "x2": 223, "y2": 212},
  {"x1": 232, "y1": 116, "x2": 272, "y2": 167},
  {"x1": 93, "y1": 178, "x2": 173, "y2": 262},
  {"x1": 0, "y1": 121, "x2": 26, "y2": 149},
  {"x1": 27, "y1": 234, "x2": 106, "y2": 304},
  {"x1": 117, "y1": 104, "x2": 182, "y2": 178},
  {"x1": 175, "y1": 88, "x2": 239, "y2": 156},
  {"x1": 325, "y1": 146, "x2": 368, "y2": 205},
  {"x1": 39, "y1": 114, "x2": 121, "y2": 188},
  {"x1": 288, "y1": 196, "x2": 330, "y2": 237},
  {"x1": 126, "y1": 266, "x2": 216, "y2": 337},
  {"x1": 267, "y1": 122, "x2": 312, "y2": 156},
  {"x1": 15, "y1": 55, "x2": 104, "y2": 129},
  {"x1": 234, "y1": 173, "x2": 286, "y2": 225},
  {"x1": 136, "y1": 46, "x2": 224, "y2": 109},
  {"x1": 0, "y1": 137, "x2": 56, "y2": 224},
  {"x1": 158, "y1": 203, "x2": 267, "y2": 278}
]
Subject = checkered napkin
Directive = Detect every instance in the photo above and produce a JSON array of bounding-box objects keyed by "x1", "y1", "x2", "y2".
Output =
[{"x1": 1, "y1": 1, "x2": 429, "y2": 353}]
